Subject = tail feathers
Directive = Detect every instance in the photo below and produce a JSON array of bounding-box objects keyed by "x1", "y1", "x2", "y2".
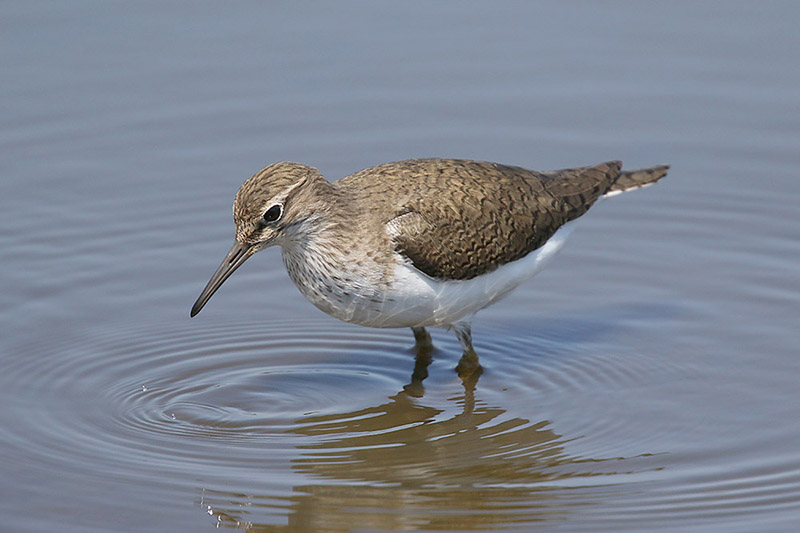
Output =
[{"x1": 606, "y1": 164, "x2": 669, "y2": 197}]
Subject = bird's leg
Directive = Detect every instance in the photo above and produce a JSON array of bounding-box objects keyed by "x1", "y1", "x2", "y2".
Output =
[
  {"x1": 411, "y1": 326, "x2": 433, "y2": 351},
  {"x1": 452, "y1": 322, "x2": 482, "y2": 378},
  {"x1": 404, "y1": 326, "x2": 434, "y2": 396}
]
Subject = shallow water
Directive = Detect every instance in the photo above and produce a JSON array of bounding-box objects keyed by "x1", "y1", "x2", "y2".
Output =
[{"x1": 2, "y1": 2, "x2": 800, "y2": 531}]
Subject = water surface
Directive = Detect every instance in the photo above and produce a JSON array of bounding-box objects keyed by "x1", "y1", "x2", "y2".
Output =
[{"x1": 2, "y1": 2, "x2": 799, "y2": 531}]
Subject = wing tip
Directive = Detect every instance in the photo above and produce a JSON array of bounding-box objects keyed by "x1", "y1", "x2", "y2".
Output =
[{"x1": 610, "y1": 163, "x2": 670, "y2": 193}]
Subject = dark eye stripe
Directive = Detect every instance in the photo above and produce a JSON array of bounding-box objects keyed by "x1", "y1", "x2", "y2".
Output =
[{"x1": 263, "y1": 204, "x2": 282, "y2": 223}]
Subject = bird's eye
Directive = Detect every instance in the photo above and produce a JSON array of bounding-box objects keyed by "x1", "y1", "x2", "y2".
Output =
[{"x1": 263, "y1": 204, "x2": 282, "y2": 223}]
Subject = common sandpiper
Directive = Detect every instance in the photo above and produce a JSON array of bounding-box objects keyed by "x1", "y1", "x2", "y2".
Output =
[{"x1": 191, "y1": 158, "x2": 668, "y2": 376}]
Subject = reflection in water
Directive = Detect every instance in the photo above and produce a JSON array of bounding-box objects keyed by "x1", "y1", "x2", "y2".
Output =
[{"x1": 201, "y1": 352, "x2": 656, "y2": 531}]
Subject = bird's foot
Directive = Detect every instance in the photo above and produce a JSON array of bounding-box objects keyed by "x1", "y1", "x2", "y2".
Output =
[
  {"x1": 403, "y1": 327, "x2": 434, "y2": 397},
  {"x1": 455, "y1": 349, "x2": 483, "y2": 380},
  {"x1": 403, "y1": 349, "x2": 433, "y2": 397},
  {"x1": 411, "y1": 326, "x2": 434, "y2": 351}
]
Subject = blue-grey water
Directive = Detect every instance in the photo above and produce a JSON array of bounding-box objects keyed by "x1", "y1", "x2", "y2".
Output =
[{"x1": 2, "y1": 2, "x2": 799, "y2": 531}]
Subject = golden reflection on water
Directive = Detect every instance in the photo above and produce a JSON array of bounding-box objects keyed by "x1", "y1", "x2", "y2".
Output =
[{"x1": 200, "y1": 353, "x2": 651, "y2": 531}]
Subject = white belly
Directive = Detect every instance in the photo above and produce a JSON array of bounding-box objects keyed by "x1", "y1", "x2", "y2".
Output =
[
  {"x1": 370, "y1": 220, "x2": 578, "y2": 327},
  {"x1": 283, "y1": 220, "x2": 577, "y2": 329}
]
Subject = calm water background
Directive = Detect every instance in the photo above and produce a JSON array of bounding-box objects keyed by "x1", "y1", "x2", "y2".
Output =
[{"x1": 2, "y1": 2, "x2": 799, "y2": 531}]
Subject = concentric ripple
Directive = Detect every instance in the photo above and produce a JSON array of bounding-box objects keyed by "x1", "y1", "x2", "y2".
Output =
[
  {"x1": 8, "y1": 320, "x2": 411, "y2": 447},
  {"x1": 4, "y1": 316, "x2": 799, "y2": 530}
]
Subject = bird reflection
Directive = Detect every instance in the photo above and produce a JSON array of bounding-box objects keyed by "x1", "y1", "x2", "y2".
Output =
[{"x1": 196, "y1": 346, "x2": 656, "y2": 531}]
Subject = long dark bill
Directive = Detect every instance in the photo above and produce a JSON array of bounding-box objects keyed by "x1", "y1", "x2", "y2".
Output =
[{"x1": 190, "y1": 241, "x2": 254, "y2": 317}]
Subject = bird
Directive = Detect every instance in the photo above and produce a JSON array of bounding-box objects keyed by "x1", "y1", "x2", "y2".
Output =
[{"x1": 191, "y1": 158, "x2": 668, "y2": 376}]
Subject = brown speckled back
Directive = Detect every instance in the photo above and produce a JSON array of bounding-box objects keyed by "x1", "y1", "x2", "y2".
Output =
[{"x1": 336, "y1": 159, "x2": 658, "y2": 280}]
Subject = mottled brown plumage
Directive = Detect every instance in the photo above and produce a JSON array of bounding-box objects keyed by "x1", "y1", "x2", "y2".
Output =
[
  {"x1": 191, "y1": 157, "x2": 668, "y2": 377},
  {"x1": 337, "y1": 159, "x2": 665, "y2": 280}
]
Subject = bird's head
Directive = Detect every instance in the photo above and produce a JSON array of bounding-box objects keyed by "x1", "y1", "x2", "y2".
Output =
[{"x1": 190, "y1": 162, "x2": 326, "y2": 317}]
